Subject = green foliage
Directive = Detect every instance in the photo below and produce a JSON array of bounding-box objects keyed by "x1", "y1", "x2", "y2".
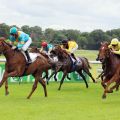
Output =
[{"x1": 1, "y1": 23, "x2": 120, "y2": 49}]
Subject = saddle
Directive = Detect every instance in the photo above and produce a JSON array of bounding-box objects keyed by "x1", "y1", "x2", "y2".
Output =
[
  {"x1": 69, "y1": 55, "x2": 82, "y2": 71},
  {"x1": 21, "y1": 51, "x2": 40, "y2": 63}
]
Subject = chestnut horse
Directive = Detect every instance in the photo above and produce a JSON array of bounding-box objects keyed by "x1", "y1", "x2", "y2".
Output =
[
  {"x1": 97, "y1": 42, "x2": 120, "y2": 99},
  {"x1": 0, "y1": 37, "x2": 51, "y2": 99},
  {"x1": 49, "y1": 45, "x2": 96, "y2": 90}
]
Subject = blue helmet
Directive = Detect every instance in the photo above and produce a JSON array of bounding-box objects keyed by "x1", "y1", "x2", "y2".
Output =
[{"x1": 10, "y1": 27, "x2": 17, "y2": 34}]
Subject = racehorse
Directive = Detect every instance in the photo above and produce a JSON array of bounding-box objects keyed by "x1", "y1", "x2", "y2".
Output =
[
  {"x1": 97, "y1": 42, "x2": 120, "y2": 98},
  {"x1": 30, "y1": 47, "x2": 71, "y2": 82},
  {"x1": 48, "y1": 45, "x2": 96, "y2": 90},
  {"x1": 0, "y1": 37, "x2": 51, "y2": 99}
]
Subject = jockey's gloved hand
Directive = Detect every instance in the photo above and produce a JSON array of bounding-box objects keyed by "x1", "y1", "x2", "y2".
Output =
[
  {"x1": 12, "y1": 46, "x2": 16, "y2": 50},
  {"x1": 12, "y1": 46, "x2": 18, "y2": 50},
  {"x1": 14, "y1": 47, "x2": 18, "y2": 51}
]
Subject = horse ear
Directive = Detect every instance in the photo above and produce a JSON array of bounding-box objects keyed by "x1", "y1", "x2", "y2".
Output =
[{"x1": 0, "y1": 37, "x2": 6, "y2": 41}]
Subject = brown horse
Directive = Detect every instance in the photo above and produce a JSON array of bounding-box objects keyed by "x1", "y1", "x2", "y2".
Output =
[
  {"x1": 0, "y1": 37, "x2": 51, "y2": 99},
  {"x1": 30, "y1": 47, "x2": 71, "y2": 82},
  {"x1": 97, "y1": 42, "x2": 120, "y2": 98},
  {"x1": 48, "y1": 45, "x2": 96, "y2": 90}
]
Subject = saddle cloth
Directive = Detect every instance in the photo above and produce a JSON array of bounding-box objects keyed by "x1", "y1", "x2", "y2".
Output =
[
  {"x1": 69, "y1": 56, "x2": 82, "y2": 71},
  {"x1": 21, "y1": 51, "x2": 40, "y2": 63},
  {"x1": 70, "y1": 56, "x2": 82, "y2": 64}
]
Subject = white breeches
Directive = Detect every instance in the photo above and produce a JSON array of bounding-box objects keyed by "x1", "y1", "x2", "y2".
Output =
[{"x1": 22, "y1": 37, "x2": 32, "y2": 51}]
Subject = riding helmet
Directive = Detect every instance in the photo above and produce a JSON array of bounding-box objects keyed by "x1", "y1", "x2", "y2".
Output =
[
  {"x1": 10, "y1": 27, "x2": 17, "y2": 34},
  {"x1": 111, "y1": 38, "x2": 119, "y2": 45},
  {"x1": 41, "y1": 41, "x2": 47, "y2": 47}
]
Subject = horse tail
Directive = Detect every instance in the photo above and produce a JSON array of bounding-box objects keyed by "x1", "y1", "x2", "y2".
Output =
[{"x1": 82, "y1": 57, "x2": 91, "y2": 69}]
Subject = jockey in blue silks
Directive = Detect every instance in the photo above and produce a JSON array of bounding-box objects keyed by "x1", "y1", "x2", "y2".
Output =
[{"x1": 9, "y1": 27, "x2": 32, "y2": 63}]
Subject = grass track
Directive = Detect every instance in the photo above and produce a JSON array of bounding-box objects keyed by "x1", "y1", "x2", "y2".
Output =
[{"x1": 0, "y1": 82, "x2": 120, "y2": 120}]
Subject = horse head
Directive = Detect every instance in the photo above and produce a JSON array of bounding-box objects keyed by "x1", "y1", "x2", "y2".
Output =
[
  {"x1": 0, "y1": 37, "x2": 12, "y2": 54},
  {"x1": 50, "y1": 45, "x2": 68, "y2": 60},
  {"x1": 97, "y1": 42, "x2": 110, "y2": 63}
]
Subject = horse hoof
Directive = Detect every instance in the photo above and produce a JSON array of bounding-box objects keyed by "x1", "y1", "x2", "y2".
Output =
[
  {"x1": 27, "y1": 97, "x2": 30, "y2": 99},
  {"x1": 108, "y1": 90, "x2": 113, "y2": 93},
  {"x1": 116, "y1": 89, "x2": 119, "y2": 91},
  {"x1": 55, "y1": 79, "x2": 57, "y2": 81},
  {"x1": 94, "y1": 81, "x2": 97, "y2": 83},
  {"x1": 58, "y1": 88, "x2": 61, "y2": 91},
  {"x1": 102, "y1": 94, "x2": 106, "y2": 99},
  {"x1": 5, "y1": 92, "x2": 9, "y2": 96},
  {"x1": 47, "y1": 81, "x2": 49, "y2": 85}
]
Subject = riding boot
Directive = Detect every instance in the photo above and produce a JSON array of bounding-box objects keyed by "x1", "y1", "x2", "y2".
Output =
[
  {"x1": 71, "y1": 53, "x2": 77, "y2": 64},
  {"x1": 25, "y1": 51, "x2": 32, "y2": 64}
]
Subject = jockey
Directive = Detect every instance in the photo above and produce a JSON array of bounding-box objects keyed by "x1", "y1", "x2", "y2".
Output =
[
  {"x1": 40, "y1": 41, "x2": 53, "y2": 55},
  {"x1": 108, "y1": 38, "x2": 120, "y2": 55},
  {"x1": 9, "y1": 27, "x2": 32, "y2": 63},
  {"x1": 61, "y1": 39, "x2": 78, "y2": 62}
]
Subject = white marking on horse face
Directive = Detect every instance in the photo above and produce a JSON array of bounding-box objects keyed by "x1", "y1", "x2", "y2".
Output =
[{"x1": 101, "y1": 47, "x2": 105, "y2": 50}]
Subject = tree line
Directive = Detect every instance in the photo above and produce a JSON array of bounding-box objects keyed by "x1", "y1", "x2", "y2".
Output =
[{"x1": 0, "y1": 23, "x2": 120, "y2": 50}]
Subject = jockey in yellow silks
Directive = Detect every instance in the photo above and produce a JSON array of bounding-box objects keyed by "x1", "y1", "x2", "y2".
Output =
[
  {"x1": 108, "y1": 38, "x2": 120, "y2": 55},
  {"x1": 61, "y1": 39, "x2": 78, "y2": 62}
]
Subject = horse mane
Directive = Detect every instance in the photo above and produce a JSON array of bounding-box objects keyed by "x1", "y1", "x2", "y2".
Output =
[
  {"x1": 30, "y1": 46, "x2": 50, "y2": 59},
  {"x1": 54, "y1": 45, "x2": 69, "y2": 60}
]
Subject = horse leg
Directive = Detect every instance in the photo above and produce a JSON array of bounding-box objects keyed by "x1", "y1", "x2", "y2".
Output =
[
  {"x1": 27, "y1": 73, "x2": 40, "y2": 99},
  {"x1": 101, "y1": 80, "x2": 107, "y2": 89},
  {"x1": 42, "y1": 70, "x2": 48, "y2": 79},
  {"x1": 102, "y1": 73, "x2": 118, "y2": 99},
  {"x1": 77, "y1": 70, "x2": 89, "y2": 88},
  {"x1": 116, "y1": 81, "x2": 119, "y2": 91},
  {"x1": 39, "y1": 77, "x2": 47, "y2": 97},
  {"x1": 46, "y1": 71, "x2": 56, "y2": 84},
  {"x1": 110, "y1": 81, "x2": 120, "y2": 92},
  {"x1": 58, "y1": 72, "x2": 67, "y2": 91},
  {"x1": 5, "y1": 80, "x2": 9, "y2": 96},
  {"x1": 0, "y1": 70, "x2": 18, "y2": 87},
  {"x1": 0, "y1": 71, "x2": 9, "y2": 95},
  {"x1": 67, "y1": 74, "x2": 71, "y2": 80},
  {"x1": 0, "y1": 71, "x2": 9, "y2": 87},
  {"x1": 54, "y1": 72, "x2": 58, "y2": 81},
  {"x1": 83, "y1": 69, "x2": 96, "y2": 83}
]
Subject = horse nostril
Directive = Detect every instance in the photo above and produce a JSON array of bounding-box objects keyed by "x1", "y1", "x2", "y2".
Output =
[
  {"x1": 96, "y1": 57, "x2": 99, "y2": 61},
  {"x1": 99, "y1": 58, "x2": 104, "y2": 62}
]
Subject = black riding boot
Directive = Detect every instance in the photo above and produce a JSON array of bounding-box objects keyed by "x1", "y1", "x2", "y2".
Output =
[
  {"x1": 25, "y1": 51, "x2": 32, "y2": 64},
  {"x1": 71, "y1": 53, "x2": 77, "y2": 60},
  {"x1": 71, "y1": 53, "x2": 77, "y2": 65}
]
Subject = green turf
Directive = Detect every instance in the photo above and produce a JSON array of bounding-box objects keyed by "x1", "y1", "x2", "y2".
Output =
[
  {"x1": 0, "y1": 82, "x2": 120, "y2": 120},
  {"x1": 75, "y1": 50, "x2": 98, "y2": 60}
]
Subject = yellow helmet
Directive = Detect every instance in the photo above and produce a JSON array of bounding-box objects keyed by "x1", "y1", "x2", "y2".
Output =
[{"x1": 111, "y1": 38, "x2": 119, "y2": 45}]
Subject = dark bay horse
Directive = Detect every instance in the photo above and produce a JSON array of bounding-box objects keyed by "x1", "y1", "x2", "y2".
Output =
[
  {"x1": 0, "y1": 37, "x2": 51, "y2": 99},
  {"x1": 49, "y1": 45, "x2": 96, "y2": 90},
  {"x1": 30, "y1": 47, "x2": 71, "y2": 82},
  {"x1": 97, "y1": 42, "x2": 120, "y2": 98}
]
